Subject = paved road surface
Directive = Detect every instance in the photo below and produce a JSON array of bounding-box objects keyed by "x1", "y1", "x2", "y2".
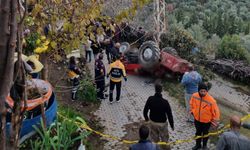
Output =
[
  {"x1": 88, "y1": 56, "x2": 208, "y2": 150},
  {"x1": 72, "y1": 50, "x2": 249, "y2": 150}
]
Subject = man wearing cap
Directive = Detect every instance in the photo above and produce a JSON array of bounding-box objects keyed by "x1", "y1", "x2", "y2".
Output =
[
  {"x1": 107, "y1": 54, "x2": 127, "y2": 104},
  {"x1": 181, "y1": 64, "x2": 202, "y2": 122},
  {"x1": 95, "y1": 53, "x2": 106, "y2": 100},
  {"x1": 190, "y1": 82, "x2": 220, "y2": 150},
  {"x1": 216, "y1": 115, "x2": 250, "y2": 150}
]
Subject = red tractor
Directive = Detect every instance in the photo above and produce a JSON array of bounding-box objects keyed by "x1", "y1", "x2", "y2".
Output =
[{"x1": 119, "y1": 41, "x2": 192, "y2": 79}]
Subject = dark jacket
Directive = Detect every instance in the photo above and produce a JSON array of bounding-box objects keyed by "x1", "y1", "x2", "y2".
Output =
[
  {"x1": 110, "y1": 47, "x2": 119, "y2": 57},
  {"x1": 95, "y1": 58, "x2": 105, "y2": 79},
  {"x1": 143, "y1": 93, "x2": 174, "y2": 129},
  {"x1": 68, "y1": 64, "x2": 81, "y2": 75},
  {"x1": 130, "y1": 140, "x2": 160, "y2": 150}
]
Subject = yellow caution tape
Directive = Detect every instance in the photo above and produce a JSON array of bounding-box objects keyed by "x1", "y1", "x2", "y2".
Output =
[{"x1": 57, "y1": 113, "x2": 250, "y2": 146}]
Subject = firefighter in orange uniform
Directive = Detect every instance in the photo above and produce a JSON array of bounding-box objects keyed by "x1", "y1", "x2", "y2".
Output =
[{"x1": 190, "y1": 82, "x2": 220, "y2": 150}]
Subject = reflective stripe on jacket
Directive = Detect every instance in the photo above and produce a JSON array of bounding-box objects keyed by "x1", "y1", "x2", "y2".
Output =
[
  {"x1": 190, "y1": 92, "x2": 220, "y2": 123},
  {"x1": 108, "y1": 60, "x2": 126, "y2": 82}
]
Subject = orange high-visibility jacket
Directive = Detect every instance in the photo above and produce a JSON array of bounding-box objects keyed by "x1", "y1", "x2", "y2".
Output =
[{"x1": 190, "y1": 92, "x2": 220, "y2": 123}]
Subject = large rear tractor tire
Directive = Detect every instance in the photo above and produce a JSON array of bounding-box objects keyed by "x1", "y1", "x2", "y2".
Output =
[{"x1": 139, "y1": 41, "x2": 161, "y2": 69}]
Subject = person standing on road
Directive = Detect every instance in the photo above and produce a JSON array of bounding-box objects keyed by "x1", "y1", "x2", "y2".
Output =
[
  {"x1": 181, "y1": 64, "x2": 202, "y2": 122},
  {"x1": 130, "y1": 125, "x2": 160, "y2": 150},
  {"x1": 190, "y1": 82, "x2": 220, "y2": 150},
  {"x1": 143, "y1": 83, "x2": 174, "y2": 149},
  {"x1": 85, "y1": 38, "x2": 92, "y2": 63},
  {"x1": 103, "y1": 38, "x2": 114, "y2": 64},
  {"x1": 107, "y1": 54, "x2": 127, "y2": 104},
  {"x1": 216, "y1": 115, "x2": 250, "y2": 150},
  {"x1": 95, "y1": 53, "x2": 106, "y2": 100},
  {"x1": 110, "y1": 42, "x2": 120, "y2": 62}
]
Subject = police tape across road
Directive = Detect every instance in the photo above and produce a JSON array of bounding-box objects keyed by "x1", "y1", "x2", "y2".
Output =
[{"x1": 57, "y1": 113, "x2": 250, "y2": 146}]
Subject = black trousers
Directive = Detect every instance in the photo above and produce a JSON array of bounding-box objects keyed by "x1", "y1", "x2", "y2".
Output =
[
  {"x1": 194, "y1": 120, "x2": 211, "y2": 147},
  {"x1": 109, "y1": 80, "x2": 121, "y2": 102},
  {"x1": 85, "y1": 50, "x2": 91, "y2": 62},
  {"x1": 96, "y1": 77, "x2": 105, "y2": 99},
  {"x1": 106, "y1": 50, "x2": 111, "y2": 64}
]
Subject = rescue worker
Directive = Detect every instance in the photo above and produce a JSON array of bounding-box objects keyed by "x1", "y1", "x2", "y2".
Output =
[
  {"x1": 181, "y1": 64, "x2": 202, "y2": 122},
  {"x1": 190, "y1": 82, "x2": 220, "y2": 150},
  {"x1": 95, "y1": 53, "x2": 106, "y2": 100},
  {"x1": 143, "y1": 83, "x2": 174, "y2": 150},
  {"x1": 107, "y1": 53, "x2": 127, "y2": 104},
  {"x1": 68, "y1": 56, "x2": 81, "y2": 101}
]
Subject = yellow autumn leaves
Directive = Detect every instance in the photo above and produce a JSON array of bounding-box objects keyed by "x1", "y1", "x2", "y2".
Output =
[{"x1": 34, "y1": 36, "x2": 57, "y2": 54}]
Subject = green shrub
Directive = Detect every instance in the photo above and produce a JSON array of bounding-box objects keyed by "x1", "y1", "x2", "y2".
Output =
[
  {"x1": 216, "y1": 34, "x2": 250, "y2": 63},
  {"x1": 77, "y1": 78, "x2": 97, "y2": 103},
  {"x1": 30, "y1": 117, "x2": 90, "y2": 150},
  {"x1": 187, "y1": 24, "x2": 209, "y2": 50},
  {"x1": 160, "y1": 26, "x2": 197, "y2": 59},
  {"x1": 23, "y1": 32, "x2": 39, "y2": 55},
  {"x1": 241, "y1": 34, "x2": 250, "y2": 53},
  {"x1": 202, "y1": 34, "x2": 221, "y2": 56}
]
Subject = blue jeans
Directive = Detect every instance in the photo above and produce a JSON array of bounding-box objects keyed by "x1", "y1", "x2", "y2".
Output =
[{"x1": 185, "y1": 92, "x2": 194, "y2": 121}]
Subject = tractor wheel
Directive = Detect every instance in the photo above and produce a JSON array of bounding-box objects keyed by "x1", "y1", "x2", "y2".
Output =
[
  {"x1": 125, "y1": 48, "x2": 139, "y2": 63},
  {"x1": 119, "y1": 42, "x2": 130, "y2": 55},
  {"x1": 139, "y1": 41, "x2": 161, "y2": 69},
  {"x1": 162, "y1": 47, "x2": 178, "y2": 56}
]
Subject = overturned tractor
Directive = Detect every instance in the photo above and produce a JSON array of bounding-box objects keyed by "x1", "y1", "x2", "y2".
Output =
[{"x1": 120, "y1": 41, "x2": 192, "y2": 79}]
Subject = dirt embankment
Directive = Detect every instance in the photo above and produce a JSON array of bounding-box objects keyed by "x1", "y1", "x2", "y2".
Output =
[{"x1": 48, "y1": 60, "x2": 105, "y2": 149}]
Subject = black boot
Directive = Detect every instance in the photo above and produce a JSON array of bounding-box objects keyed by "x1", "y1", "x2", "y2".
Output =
[{"x1": 192, "y1": 145, "x2": 201, "y2": 150}]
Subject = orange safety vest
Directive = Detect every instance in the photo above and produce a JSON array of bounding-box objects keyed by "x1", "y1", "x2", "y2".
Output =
[{"x1": 190, "y1": 92, "x2": 220, "y2": 123}]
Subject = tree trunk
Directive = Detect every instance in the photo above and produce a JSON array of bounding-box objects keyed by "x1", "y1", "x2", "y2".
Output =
[
  {"x1": 40, "y1": 53, "x2": 49, "y2": 127},
  {"x1": 9, "y1": 62, "x2": 25, "y2": 150},
  {"x1": 8, "y1": 17, "x2": 26, "y2": 149},
  {"x1": 41, "y1": 53, "x2": 49, "y2": 81},
  {"x1": 0, "y1": 0, "x2": 17, "y2": 149}
]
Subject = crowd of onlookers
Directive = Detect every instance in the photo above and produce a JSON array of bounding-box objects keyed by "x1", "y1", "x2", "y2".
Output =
[{"x1": 67, "y1": 20, "x2": 250, "y2": 150}]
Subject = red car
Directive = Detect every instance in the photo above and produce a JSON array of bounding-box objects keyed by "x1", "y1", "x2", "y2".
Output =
[{"x1": 120, "y1": 41, "x2": 192, "y2": 78}]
